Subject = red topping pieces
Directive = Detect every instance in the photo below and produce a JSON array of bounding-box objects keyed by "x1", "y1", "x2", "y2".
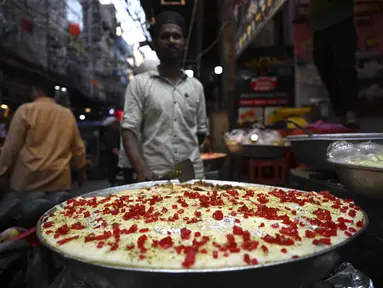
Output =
[
  {"x1": 243, "y1": 253, "x2": 258, "y2": 265},
  {"x1": 43, "y1": 221, "x2": 53, "y2": 228},
  {"x1": 262, "y1": 234, "x2": 294, "y2": 246},
  {"x1": 182, "y1": 249, "x2": 197, "y2": 268},
  {"x1": 313, "y1": 208, "x2": 332, "y2": 221},
  {"x1": 126, "y1": 224, "x2": 138, "y2": 234},
  {"x1": 139, "y1": 228, "x2": 150, "y2": 233},
  {"x1": 159, "y1": 236, "x2": 174, "y2": 249},
  {"x1": 71, "y1": 223, "x2": 85, "y2": 230},
  {"x1": 356, "y1": 221, "x2": 364, "y2": 228},
  {"x1": 85, "y1": 231, "x2": 112, "y2": 242},
  {"x1": 305, "y1": 230, "x2": 316, "y2": 238},
  {"x1": 261, "y1": 245, "x2": 269, "y2": 253},
  {"x1": 348, "y1": 210, "x2": 356, "y2": 218},
  {"x1": 281, "y1": 248, "x2": 288, "y2": 253},
  {"x1": 212, "y1": 210, "x2": 224, "y2": 221},
  {"x1": 180, "y1": 228, "x2": 192, "y2": 240},
  {"x1": 57, "y1": 235, "x2": 79, "y2": 245},
  {"x1": 137, "y1": 235, "x2": 148, "y2": 253},
  {"x1": 55, "y1": 225, "x2": 70, "y2": 236},
  {"x1": 313, "y1": 238, "x2": 331, "y2": 246}
]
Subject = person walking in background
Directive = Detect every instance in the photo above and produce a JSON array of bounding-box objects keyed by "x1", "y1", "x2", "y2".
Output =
[
  {"x1": 0, "y1": 73, "x2": 87, "y2": 193},
  {"x1": 104, "y1": 116, "x2": 122, "y2": 186},
  {"x1": 118, "y1": 59, "x2": 160, "y2": 184},
  {"x1": 310, "y1": 0, "x2": 359, "y2": 128},
  {"x1": 121, "y1": 11, "x2": 208, "y2": 182}
]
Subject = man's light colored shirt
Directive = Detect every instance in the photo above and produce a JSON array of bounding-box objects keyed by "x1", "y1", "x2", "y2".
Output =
[
  {"x1": 121, "y1": 68, "x2": 208, "y2": 178},
  {"x1": 0, "y1": 97, "x2": 87, "y2": 192},
  {"x1": 118, "y1": 137, "x2": 131, "y2": 168}
]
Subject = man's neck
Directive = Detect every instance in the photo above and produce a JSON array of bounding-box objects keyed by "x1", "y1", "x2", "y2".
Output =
[{"x1": 159, "y1": 62, "x2": 181, "y2": 83}]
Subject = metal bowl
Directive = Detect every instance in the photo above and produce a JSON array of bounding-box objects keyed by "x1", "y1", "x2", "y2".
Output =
[
  {"x1": 328, "y1": 160, "x2": 383, "y2": 200},
  {"x1": 286, "y1": 133, "x2": 383, "y2": 172},
  {"x1": 36, "y1": 180, "x2": 368, "y2": 288}
]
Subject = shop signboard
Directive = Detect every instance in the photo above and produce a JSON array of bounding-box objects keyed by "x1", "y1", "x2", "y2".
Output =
[
  {"x1": 235, "y1": 0, "x2": 287, "y2": 57},
  {"x1": 293, "y1": 0, "x2": 383, "y2": 116},
  {"x1": 236, "y1": 46, "x2": 295, "y2": 124}
]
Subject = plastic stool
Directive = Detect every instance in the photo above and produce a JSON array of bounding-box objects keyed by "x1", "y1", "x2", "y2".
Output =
[{"x1": 247, "y1": 158, "x2": 288, "y2": 185}]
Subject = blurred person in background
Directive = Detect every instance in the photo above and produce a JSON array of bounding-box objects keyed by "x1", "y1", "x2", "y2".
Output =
[
  {"x1": 104, "y1": 116, "x2": 122, "y2": 186},
  {"x1": 0, "y1": 73, "x2": 87, "y2": 193},
  {"x1": 118, "y1": 59, "x2": 160, "y2": 184},
  {"x1": 310, "y1": 0, "x2": 359, "y2": 128},
  {"x1": 121, "y1": 11, "x2": 208, "y2": 182}
]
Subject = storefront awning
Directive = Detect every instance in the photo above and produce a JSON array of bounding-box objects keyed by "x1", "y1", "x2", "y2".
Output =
[{"x1": 235, "y1": 0, "x2": 287, "y2": 58}]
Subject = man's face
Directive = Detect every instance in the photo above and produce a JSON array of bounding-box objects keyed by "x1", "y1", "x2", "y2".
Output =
[{"x1": 156, "y1": 24, "x2": 185, "y2": 62}]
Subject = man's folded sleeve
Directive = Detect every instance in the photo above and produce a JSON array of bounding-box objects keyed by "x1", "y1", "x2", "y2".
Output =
[
  {"x1": 196, "y1": 83, "x2": 208, "y2": 134},
  {"x1": 121, "y1": 77, "x2": 144, "y2": 138}
]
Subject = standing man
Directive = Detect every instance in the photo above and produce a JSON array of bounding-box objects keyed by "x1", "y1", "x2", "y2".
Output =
[
  {"x1": 310, "y1": 0, "x2": 359, "y2": 128},
  {"x1": 121, "y1": 11, "x2": 208, "y2": 182},
  {"x1": 118, "y1": 59, "x2": 160, "y2": 184},
  {"x1": 0, "y1": 74, "x2": 87, "y2": 193}
]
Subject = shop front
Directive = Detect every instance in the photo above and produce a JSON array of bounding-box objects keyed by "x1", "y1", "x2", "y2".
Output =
[{"x1": 225, "y1": 1, "x2": 383, "y2": 286}]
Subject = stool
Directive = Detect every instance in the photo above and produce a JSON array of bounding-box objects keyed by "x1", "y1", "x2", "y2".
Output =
[{"x1": 247, "y1": 158, "x2": 288, "y2": 186}]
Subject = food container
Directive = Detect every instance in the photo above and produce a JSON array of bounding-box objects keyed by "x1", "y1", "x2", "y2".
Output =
[
  {"x1": 286, "y1": 133, "x2": 383, "y2": 172},
  {"x1": 328, "y1": 160, "x2": 383, "y2": 200},
  {"x1": 36, "y1": 180, "x2": 368, "y2": 288},
  {"x1": 327, "y1": 141, "x2": 383, "y2": 199}
]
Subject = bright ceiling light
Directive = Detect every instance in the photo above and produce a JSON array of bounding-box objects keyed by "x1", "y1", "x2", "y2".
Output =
[
  {"x1": 214, "y1": 66, "x2": 223, "y2": 75},
  {"x1": 109, "y1": 108, "x2": 115, "y2": 115},
  {"x1": 85, "y1": 108, "x2": 91, "y2": 113},
  {"x1": 79, "y1": 114, "x2": 85, "y2": 120},
  {"x1": 1, "y1": 104, "x2": 8, "y2": 110},
  {"x1": 61, "y1": 87, "x2": 67, "y2": 92},
  {"x1": 54, "y1": 85, "x2": 60, "y2": 91},
  {"x1": 185, "y1": 69, "x2": 194, "y2": 78}
]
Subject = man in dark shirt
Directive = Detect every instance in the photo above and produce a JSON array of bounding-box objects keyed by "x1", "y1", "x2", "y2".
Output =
[{"x1": 310, "y1": 0, "x2": 358, "y2": 128}]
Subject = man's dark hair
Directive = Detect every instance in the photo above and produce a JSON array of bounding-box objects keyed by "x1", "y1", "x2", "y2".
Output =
[
  {"x1": 154, "y1": 11, "x2": 186, "y2": 39},
  {"x1": 29, "y1": 73, "x2": 54, "y2": 97}
]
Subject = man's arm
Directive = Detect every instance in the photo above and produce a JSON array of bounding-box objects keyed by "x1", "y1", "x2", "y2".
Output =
[
  {"x1": 121, "y1": 77, "x2": 156, "y2": 181},
  {"x1": 0, "y1": 106, "x2": 28, "y2": 177},
  {"x1": 196, "y1": 83, "x2": 208, "y2": 145}
]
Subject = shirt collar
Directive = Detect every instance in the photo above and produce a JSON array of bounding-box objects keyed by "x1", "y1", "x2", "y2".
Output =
[
  {"x1": 149, "y1": 66, "x2": 188, "y2": 81},
  {"x1": 34, "y1": 97, "x2": 56, "y2": 103}
]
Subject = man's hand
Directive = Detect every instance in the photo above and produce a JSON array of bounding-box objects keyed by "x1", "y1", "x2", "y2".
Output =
[
  {"x1": 112, "y1": 148, "x2": 120, "y2": 156},
  {"x1": 136, "y1": 166, "x2": 158, "y2": 182},
  {"x1": 77, "y1": 168, "x2": 87, "y2": 188}
]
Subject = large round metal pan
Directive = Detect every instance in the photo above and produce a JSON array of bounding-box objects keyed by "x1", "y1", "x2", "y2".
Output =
[
  {"x1": 36, "y1": 180, "x2": 368, "y2": 288},
  {"x1": 286, "y1": 133, "x2": 383, "y2": 172}
]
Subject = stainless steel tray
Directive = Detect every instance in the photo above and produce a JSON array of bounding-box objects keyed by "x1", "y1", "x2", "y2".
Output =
[
  {"x1": 286, "y1": 133, "x2": 383, "y2": 142},
  {"x1": 36, "y1": 180, "x2": 368, "y2": 288},
  {"x1": 286, "y1": 133, "x2": 383, "y2": 172}
]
